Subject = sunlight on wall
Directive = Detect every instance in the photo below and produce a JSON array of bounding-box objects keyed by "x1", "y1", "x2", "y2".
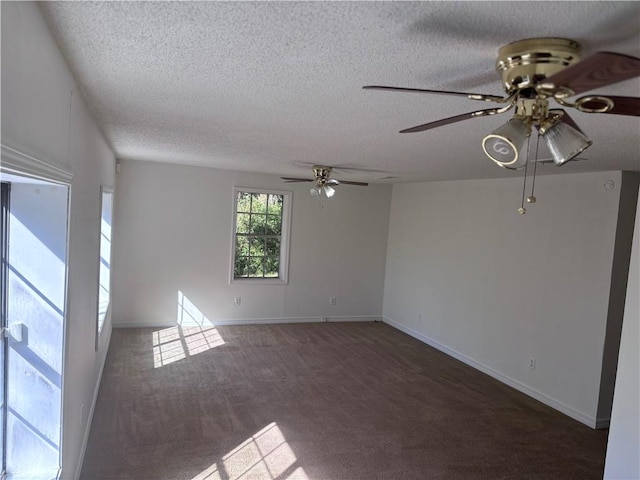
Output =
[
  {"x1": 192, "y1": 423, "x2": 309, "y2": 480},
  {"x1": 152, "y1": 291, "x2": 225, "y2": 368}
]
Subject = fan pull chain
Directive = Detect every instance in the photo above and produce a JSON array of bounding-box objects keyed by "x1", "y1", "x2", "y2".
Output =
[
  {"x1": 527, "y1": 133, "x2": 541, "y2": 204},
  {"x1": 518, "y1": 135, "x2": 532, "y2": 214}
]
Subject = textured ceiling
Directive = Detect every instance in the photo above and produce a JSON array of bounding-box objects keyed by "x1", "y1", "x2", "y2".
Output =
[{"x1": 40, "y1": 1, "x2": 640, "y2": 183}]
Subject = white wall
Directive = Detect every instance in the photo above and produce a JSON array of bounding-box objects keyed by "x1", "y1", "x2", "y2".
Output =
[
  {"x1": 1, "y1": 2, "x2": 116, "y2": 478},
  {"x1": 604, "y1": 191, "x2": 640, "y2": 480},
  {"x1": 112, "y1": 160, "x2": 392, "y2": 326},
  {"x1": 383, "y1": 171, "x2": 624, "y2": 427}
]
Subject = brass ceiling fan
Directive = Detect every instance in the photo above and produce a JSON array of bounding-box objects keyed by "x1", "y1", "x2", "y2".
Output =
[
  {"x1": 281, "y1": 165, "x2": 368, "y2": 198},
  {"x1": 364, "y1": 38, "x2": 640, "y2": 170}
]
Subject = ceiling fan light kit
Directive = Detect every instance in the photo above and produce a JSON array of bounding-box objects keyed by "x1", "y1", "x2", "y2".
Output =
[
  {"x1": 364, "y1": 37, "x2": 640, "y2": 212},
  {"x1": 311, "y1": 184, "x2": 336, "y2": 198},
  {"x1": 482, "y1": 117, "x2": 530, "y2": 169},
  {"x1": 543, "y1": 122, "x2": 593, "y2": 166}
]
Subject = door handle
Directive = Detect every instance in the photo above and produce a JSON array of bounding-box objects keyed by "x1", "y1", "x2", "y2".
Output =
[{"x1": 1, "y1": 324, "x2": 24, "y2": 342}]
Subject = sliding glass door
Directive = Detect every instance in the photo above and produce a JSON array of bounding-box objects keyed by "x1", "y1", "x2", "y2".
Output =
[
  {"x1": 1, "y1": 181, "x2": 9, "y2": 479},
  {"x1": 0, "y1": 175, "x2": 69, "y2": 480}
]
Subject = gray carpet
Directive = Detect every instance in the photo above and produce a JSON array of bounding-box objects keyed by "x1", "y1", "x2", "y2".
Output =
[{"x1": 81, "y1": 322, "x2": 607, "y2": 480}]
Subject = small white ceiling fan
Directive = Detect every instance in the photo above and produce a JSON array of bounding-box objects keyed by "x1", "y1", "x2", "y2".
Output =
[{"x1": 281, "y1": 166, "x2": 368, "y2": 198}]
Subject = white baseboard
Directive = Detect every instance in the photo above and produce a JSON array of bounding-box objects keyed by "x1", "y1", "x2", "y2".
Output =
[
  {"x1": 72, "y1": 324, "x2": 113, "y2": 479},
  {"x1": 326, "y1": 315, "x2": 382, "y2": 323},
  {"x1": 213, "y1": 316, "x2": 322, "y2": 326},
  {"x1": 215, "y1": 315, "x2": 381, "y2": 325},
  {"x1": 115, "y1": 321, "x2": 176, "y2": 328},
  {"x1": 113, "y1": 315, "x2": 382, "y2": 329},
  {"x1": 382, "y1": 315, "x2": 599, "y2": 429}
]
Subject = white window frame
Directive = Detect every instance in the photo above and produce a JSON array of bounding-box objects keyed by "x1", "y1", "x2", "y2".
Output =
[{"x1": 230, "y1": 186, "x2": 292, "y2": 285}]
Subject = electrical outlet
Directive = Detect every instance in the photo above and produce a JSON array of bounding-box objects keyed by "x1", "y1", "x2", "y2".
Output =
[
  {"x1": 529, "y1": 357, "x2": 536, "y2": 371},
  {"x1": 233, "y1": 297, "x2": 241, "y2": 306},
  {"x1": 329, "y1": 296, "x2": 337, "y2": 306}
]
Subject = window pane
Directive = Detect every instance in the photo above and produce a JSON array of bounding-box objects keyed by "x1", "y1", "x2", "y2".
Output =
[
  {"x1": 265, "y1": 238, "x2": 280, "y2": 257},
  {"x1": 98, "y1": 189, "x2": 113, "y2": 336},
  {"x1": 251, "y1": 193, "x2": 267, "y2": 214},
  {"x1": 250, "y1": 214, "x2": 266, "y2": 235},
  {"x1": 236, "y1": 236, "x2": 249, "y2": 256},
  {"x1": 236, "y1": 213, "x2": 250, "y2": 234},
  {"x1": 248, "y1": 256, "x2": 263, "y2": 277},
  {"x1": 249, "y1": 236, "x2": 265, "y2": 257},
  {"x1": 237, "y1": 192, "x2": 252, "y2": 213},
  {"x1": 267, "y1": 194, "x2": 283, "y2": 215},
  {"x1": 265, "y1": 214, "x2": 282, "y2": 235},
  {"x1": 265, "y1": 256, "x2": 279, "y2": 277},
  {"x1": 234, "y1": 256, "x2": 249, "y2": 277}
]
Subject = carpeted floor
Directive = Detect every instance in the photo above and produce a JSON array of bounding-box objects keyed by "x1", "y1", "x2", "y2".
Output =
[{"x1": 81, "y1": 322, "x2": 608, "y2": 480}]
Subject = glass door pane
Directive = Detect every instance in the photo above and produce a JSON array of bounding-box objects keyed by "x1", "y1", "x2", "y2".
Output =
[{"x1": 3, "y1": 177, "x2": 68, "y2": 480}]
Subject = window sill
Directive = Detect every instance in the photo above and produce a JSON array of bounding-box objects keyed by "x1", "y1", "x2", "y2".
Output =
[{"x1": 231, "y1": 277, "x2": 288, "y2": 285}]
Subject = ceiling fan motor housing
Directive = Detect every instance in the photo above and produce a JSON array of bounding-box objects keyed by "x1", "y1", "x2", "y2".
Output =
[
  {"x1": 496, "y1": 38, "x2": 581, "y2": 93},
  {"x1": 312, "y1": 166, "x2": 332, "y2": 181}
]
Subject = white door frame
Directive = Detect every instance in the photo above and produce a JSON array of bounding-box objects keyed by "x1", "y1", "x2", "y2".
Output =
[{"x1": 0, "y1": 144, "x2": 72, "y2": 480}]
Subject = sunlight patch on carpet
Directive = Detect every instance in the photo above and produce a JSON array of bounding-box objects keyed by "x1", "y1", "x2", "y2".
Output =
[
  {"x1": 191, "y1": 423, "x2": 309, "y2": 480},
  {"x1": 152, "y1": 291, "x2": 225, "y2": 368}
]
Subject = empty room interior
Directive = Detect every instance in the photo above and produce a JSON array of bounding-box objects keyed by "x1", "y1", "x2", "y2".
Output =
[{"x1": 1, "y1": 1, "x2": 639, "y2": 479}]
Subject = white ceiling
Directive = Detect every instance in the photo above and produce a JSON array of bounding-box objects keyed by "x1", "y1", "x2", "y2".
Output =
[{"x1": 40, "y1": 1, "x2": 640, "y2": 183}]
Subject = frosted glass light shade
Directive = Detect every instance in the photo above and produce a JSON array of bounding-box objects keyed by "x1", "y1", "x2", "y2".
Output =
[
  {"x1": 543, "y1": 122, "x2": 592, "y2": 166},
  {"x1": 310, "y1": 186, "x2": 322, "y2": 196},
  {"x1": 323, "y1": 185, "x2": 336, "y2": 198},
  {"x1": 482, "y1": 118, "x2": 530, "y2": 169}
]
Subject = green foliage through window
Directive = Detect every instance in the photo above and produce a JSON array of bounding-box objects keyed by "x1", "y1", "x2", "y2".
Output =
[{"x1": 234, "y1": 191, "x2": 284, "y2": 278}]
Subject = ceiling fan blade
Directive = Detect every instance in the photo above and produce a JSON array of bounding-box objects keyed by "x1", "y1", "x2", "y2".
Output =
[
  {"x1": 281, "y1": 177, "x2": 313, "y2": 182},
  {"x1": 337, "y1": 180, "x2": 369, "y2": 186},
  {"x1": 542, "y1": 52, "x2": 640, "y2": 95},
  {"x1": 363, "y1": 85, "x2": 504, "y2": 103},
  {"x1": 399, "y1": 108, "x2": 504, "y2": 133},
  {"x1": 578, "y1": 95, "x2": 640, "y2": 116}
]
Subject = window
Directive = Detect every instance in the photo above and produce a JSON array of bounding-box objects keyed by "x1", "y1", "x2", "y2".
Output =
[
  {"x1": 96, "y1": 186, "x2": 113, "y2": 345},
  {"x1": 231, "y1": 187, "x2": 291, "y2": 284}
]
